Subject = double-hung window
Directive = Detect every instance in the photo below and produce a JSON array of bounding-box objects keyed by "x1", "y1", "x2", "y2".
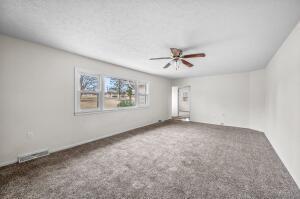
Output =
[
  {"x1": 137, "y1": 82, "x2": 149, "y2": 106},
  {"x1": 75, "y1": 69, "x2": 101, "y2": 113}
]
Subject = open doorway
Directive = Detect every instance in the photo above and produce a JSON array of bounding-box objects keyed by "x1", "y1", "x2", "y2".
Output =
[
  {"x1": 178, "y1": 86, "x2": 190, "y2": 120},
  {"x1": 172, "y1": 86, "x2": 190, "y2": 121}
]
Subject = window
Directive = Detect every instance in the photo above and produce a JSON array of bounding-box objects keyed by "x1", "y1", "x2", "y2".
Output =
[
  {"x1": 75, "y1": 68, "x2": 149, "y2": 114},
  {"x1": 104, "y1": 77, "x2": 136, "y2": 110},
  {"x1": 75, "y1": 69, "x2": 101, "y2": 113},
  {"x1": 137, "y1": 82, "x2": 149, "y2": 106}
]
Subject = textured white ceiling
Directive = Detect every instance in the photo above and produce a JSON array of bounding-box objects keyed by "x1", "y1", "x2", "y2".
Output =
[{"x1": 1, "y1": 0, "x2": 300, "y2": 78}]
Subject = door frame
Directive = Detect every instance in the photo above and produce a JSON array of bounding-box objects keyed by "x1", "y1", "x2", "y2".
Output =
[{"x1": 178, "y1": 85, "x2": 191, "y2": 118}]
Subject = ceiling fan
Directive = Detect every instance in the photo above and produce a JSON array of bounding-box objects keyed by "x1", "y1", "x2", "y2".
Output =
[{"x1": 149, "y1": 48, "x2": 206, "y2": 69}]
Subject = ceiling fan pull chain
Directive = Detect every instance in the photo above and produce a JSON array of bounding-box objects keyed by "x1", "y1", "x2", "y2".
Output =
[{"x1": 176, "y1": 61, "x2": 179, "y2": 70}]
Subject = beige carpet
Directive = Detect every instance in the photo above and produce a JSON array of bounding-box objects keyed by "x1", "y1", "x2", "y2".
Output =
[{"x1": 0, "y1": 121, "x2": 299, "y2": 199}]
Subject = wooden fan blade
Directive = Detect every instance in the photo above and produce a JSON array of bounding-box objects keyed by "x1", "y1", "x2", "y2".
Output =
[
  {"x1": 149, "y1": 57, "x2": 172, "y2": 60},
  {"x1": 181, "y1": 59, "x2": 193, "y2": 67},
  {"x1": 163, "y1": 60, "x2": 175, "y2": 69},
  {"x1": 182, "y1": 53, "x2": 206, "y2": 58}
]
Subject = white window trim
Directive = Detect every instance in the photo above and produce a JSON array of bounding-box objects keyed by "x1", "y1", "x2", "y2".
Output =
[
  {"x1": 74, "y1": 68, "x2": 101, "y2": 114},
  {"x1": 137, "y1": 81, "x2": 150, "y2": 107},
  {"x1": 74, "y1": 68, "x2": 150, "y2": 115}
]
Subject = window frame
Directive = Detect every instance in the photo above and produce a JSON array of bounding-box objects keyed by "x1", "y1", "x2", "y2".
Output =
[
  {"x1": 102, "y1": 75, "x2": 138, "y2": 111},
  {"x1": 74, "y1": 68, "x2": 102, "y2": 114},
  {"x1": 137, "y1": 81, "x2": 150, "y2": 107},
  {"x1": 74, "y1": 68, "x2": 150, "y2": 115}
]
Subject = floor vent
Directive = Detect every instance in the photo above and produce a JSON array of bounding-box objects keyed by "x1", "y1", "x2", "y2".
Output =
[{"x1": 18, "y1": 150, "x2": 49, "y2": 163}]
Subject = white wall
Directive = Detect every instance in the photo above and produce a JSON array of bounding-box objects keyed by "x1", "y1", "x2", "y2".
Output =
[
  {"x1": 249, "y1": 69, "x2": 265, "y2": 132},
  {"x1": 265, "y1": 21, "x2": 300, "y2": 187},
  {"x1": 172, "y1": 71, "x2": 266, "y2": 130},
  {"x1": 172, "y1": 73, "x2": 250, "y2": 128},
  {"x1": 0, "y1": 34, "x2": 171, "y2": 166}
]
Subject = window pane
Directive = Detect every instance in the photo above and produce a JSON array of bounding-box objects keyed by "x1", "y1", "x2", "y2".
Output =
[
  {"x1": 138, "y1": 84, "x2": 147, "y2": 95},
  {"x1": 80, "y1": 93, "x2": 99, "y2": 109},
  {"x1": 80, "y1": 74, "x2": 99, "y2": 92},
  {"x1": 139, "y1": 95, "x2": 147, "y2": 105},
  {"x1": 138, "y1": 83, "x2": 149, "y2": 106},
  {"x1": 104, "y1": 77, "x2": 136, "y2": 109}
]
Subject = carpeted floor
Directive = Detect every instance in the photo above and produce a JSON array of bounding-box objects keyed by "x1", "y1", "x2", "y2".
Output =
[{"x1": 0, "y1": 121, "x2": 299, "y2": 199}]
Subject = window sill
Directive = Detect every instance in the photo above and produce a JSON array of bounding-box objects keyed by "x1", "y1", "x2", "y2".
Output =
[{"x1": 74, "y1": 105, "x2": 150, "y2": 116}]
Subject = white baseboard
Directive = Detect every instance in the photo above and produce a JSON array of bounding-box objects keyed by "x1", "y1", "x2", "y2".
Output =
[
  {"x1": 0, "y1": 121, "x2": 160, "y2": 168},
  {"x1": 0, "y1": 159, "x2": 18, "y2": 168}
]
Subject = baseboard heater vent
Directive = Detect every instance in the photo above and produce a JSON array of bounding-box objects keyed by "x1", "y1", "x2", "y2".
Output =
[{"x1": 18, "y1": 149, "x2": 49, "y2": 163}]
